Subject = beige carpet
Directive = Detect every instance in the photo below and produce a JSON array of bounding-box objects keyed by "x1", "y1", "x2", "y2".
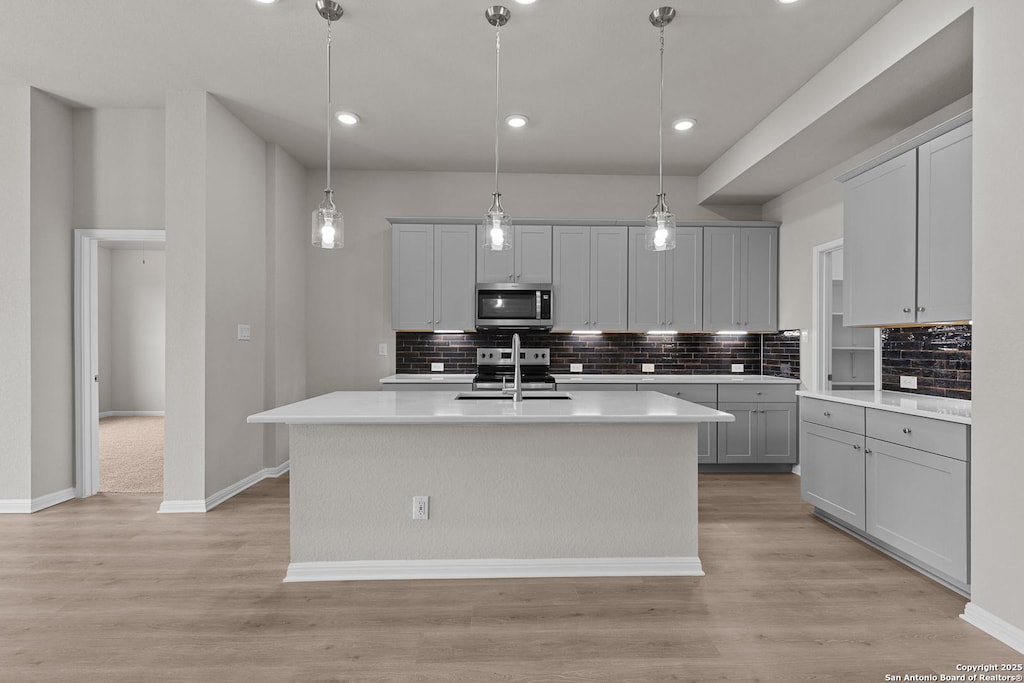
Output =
[{"x1": 99, "y1": 416, "x2": 164, "y2": 494}]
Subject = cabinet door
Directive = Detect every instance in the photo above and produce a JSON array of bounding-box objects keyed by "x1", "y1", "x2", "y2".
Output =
[
  {"x1": 392, "y1": 224, "x2": 434, "y2": 330},
  {"x1": 627, "y1": 226, "x2": 665, "y2": 331},
  {"x1": 697, "y1": 402, "x2": 718, "y2": 464},
  {"x1": 917, "y1": 122, "x2": 972, "y2": 324},
  {"x1": 476, "y1": 225, "x2": 515, "y2": 283},
  {"x1": 552, "y1": 226, "x2": 591, "y2": 330},
  {"x1": 842, "y1": 149, "x2": 917, "y2": 326},
  {"x1": 757, "y1": 403, "x2": 797, "y2": 463},
  {"x1": 865, "y1": 437, "x2": 968, "y2": 584},
  {"x1": 666, "y1": 227, "x2": 704, "y2": 332},
  {"x1": 717, "y1": 402, "x2": 757, "y2": 464},
  {"x1": 742, "y1": 228, "x2": 778, "y2": 332},
  {"x1": 590, "y1": 226, "x2": 629, "y2": 332},
  {"x1": 702, "y1": 227, "x2": 741, "y2": 331},
  {"x1": 800, "y1": 422, "x2": 866, "y2": 531},
  {"x1": 515, "y1": 225, "x2": 553, "y2": 283},
  {"x1": 433, "y1": 225, "x2": 477, "y2": 331}
]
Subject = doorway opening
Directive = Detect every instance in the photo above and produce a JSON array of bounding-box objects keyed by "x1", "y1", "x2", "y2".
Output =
[{"x1": 74, "y1": 230, "x2": 166, "y2": 499}]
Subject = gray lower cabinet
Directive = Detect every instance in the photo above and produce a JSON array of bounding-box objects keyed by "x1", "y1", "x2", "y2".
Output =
[
  {"x1": 627, "y1": 226, "x2": 703, "y2": 332},
  {"x1": 476, "y1": 224, "x2": 552, "y2": 284},
  {"x1": 641, "y1": 384, "x2": 718, "y2": 463},
  {"x1": 716, "y1": 383, "x2": 797, "y2": 464},
  {"x1": 552, "y1": 226, "x2": 628, "y2": 332},
  {"x1": 800, "y1": 422, "x2": 866, "y2": 531},
  {"x1": 392, "y1": 224, "x2": 476, "y2": 331},
  {"x1": 702, "y1": 227, "x2": 778, "y2": 332},
  {"x1": 556, "y1": 383, "x2": 635, "y2": 391}
]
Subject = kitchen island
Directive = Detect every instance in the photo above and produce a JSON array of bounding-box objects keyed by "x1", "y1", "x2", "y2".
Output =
[{"x1": 248, "y1": 390, "x2": 732, "y2": 582}]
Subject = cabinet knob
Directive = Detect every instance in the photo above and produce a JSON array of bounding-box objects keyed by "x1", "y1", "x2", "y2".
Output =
[
  {"x1": 756, "y1": 391, "x2": 762, "y2": 395},
  {"x1": 823, "y1": 411, "x2": 831, "y2": 417},
  {"x1": 853, "y1": 444, "x2": 861, "y2": 450},
  {"x1": 865, "y1": 448, "x2": 873, "y2": 454},
  {"x1": 516, "y1": 274, "x2": 522, "y2": 279},
  {"x1": 902, "y1": 427, "x2": 912, "y2": 434},
  {"x1": 917, "y1": 306, "x2": 925, "y2": 312},
  {"x1": 903, "y1": 307, "x2": 912, "y2": 313},
  {"x1": 434, "y1": 320, "x2": 440, "y2": 324}
]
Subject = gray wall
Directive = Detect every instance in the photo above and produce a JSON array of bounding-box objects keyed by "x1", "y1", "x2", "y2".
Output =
[{"x1": 304, "y1": 170, "x2": 760, "y2": 396}]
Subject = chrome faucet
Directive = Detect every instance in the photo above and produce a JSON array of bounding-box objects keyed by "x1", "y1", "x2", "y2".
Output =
[{"x1": 503, "y1": 333, "x2": 524, "y2": 402}]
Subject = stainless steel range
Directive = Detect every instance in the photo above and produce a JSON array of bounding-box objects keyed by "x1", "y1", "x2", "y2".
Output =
[{"x1": 472, "y1": 346, "x2": 556, "y2": 391}]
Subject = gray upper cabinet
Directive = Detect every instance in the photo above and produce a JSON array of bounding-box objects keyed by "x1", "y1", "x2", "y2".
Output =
[
  {"x1": 917, "y1": 122, "x2": 972, "y2": 324},
  {"x1": 843, "y1": 149, "x2": 918, "y2": 326},
  {"x1": 553, "y1": 226, "x2": 628, "y2": 331},
  {"x1": 702, "y1": 227, "x2": 778, "y2": 332},
  {"x1": 842, "y1": 118, "x2": 972, "y2": 327},
  {"x1": 476, "y1": 224, "x2": 552, "y2": 284},
  {"x1": 392, "y1": 224, "x2": 476, "y2": 331},
  {"x1": 628, "y1": 226, "x2": 703, "y2": 331}
]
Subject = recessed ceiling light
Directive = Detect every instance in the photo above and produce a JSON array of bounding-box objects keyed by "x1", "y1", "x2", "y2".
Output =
[
  {"x1": 335, "y1": 111, "x2": 360, "y2": 125},
  {"x1": 253, "y1": 0, "x2": 278, "y2": 4},
  {"x1": 672, "y1": 118, "x2": 696, "y2": 132},
  {"x1": 505, "y1": 114, "x2": 528, "y2": 128},
  {"x1": 515, "y1": 0, "x2": 537, "y2": 4},
  {"x1": 777, "y1": 0, "x2": 800, "y2": 4}
]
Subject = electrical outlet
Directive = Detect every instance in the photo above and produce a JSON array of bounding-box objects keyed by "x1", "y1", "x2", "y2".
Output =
[
  {"x1": 412, "y1": 496, "x2": 429, "y2": 520},
  {"x1": 237, "y1": 324, "x2": 251, "y2": 341},
  {"x1": 731, "y1": 364, "x2": 744, "y2": 373},
  {"x1": 378, "y1": 343, "x2": 388, "y2": 356},
  {"x1": 900, "y1": 375, "x2": 917, "y2": 389},
  {"x1": 570, "y1": 363, "x2": 583, "y2": 373},
  {"x1": 431, "y1": 362, "x2": 444, "y2": 372},
  {"x1": 641, "y1": 363, "x2": 655, "y2": 373}
]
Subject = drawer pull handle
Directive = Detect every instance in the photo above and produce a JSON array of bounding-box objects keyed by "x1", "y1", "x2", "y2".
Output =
[
  {"x1": 853, "y1": 444, "x2": 861, "y2": 450},
  {"x1": 823, "y1": 411, "x2": 831, "y2": 417},
  {"x1": 902, "y1": 427, "x2": 912, "y2": 434}
]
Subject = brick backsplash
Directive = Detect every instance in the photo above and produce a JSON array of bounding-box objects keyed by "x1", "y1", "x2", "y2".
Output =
[
  {"x1": 396, "y1": 330, "x2": 801, "y2": 377},
  {"x1": 881, "y1": 324, "x2": 971, "y2": 399}
]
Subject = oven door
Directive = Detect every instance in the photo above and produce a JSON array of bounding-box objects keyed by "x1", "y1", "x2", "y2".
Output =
[{"x1": 476, "y1": 284, "x2": 552, "y2": 329}]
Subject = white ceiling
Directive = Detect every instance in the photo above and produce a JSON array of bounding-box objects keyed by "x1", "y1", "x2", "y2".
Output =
[{"x1": 3, "y1": 0, "x2": 968, "y2": 195}]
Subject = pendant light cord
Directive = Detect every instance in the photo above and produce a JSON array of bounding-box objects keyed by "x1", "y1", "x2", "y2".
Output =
[
  {"x1": 493, "y1": 22, "x2": 501, "y2": 197},
  {"x1": 326, "y1": 18, "x2": 333, "y2": 192},
  {"x1": 658, "y1": 25, "x2": 665, "y2": 199}
]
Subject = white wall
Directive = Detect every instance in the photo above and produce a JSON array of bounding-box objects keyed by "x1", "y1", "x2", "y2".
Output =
[
  {"x1": 98, "y1": 246, "x2": 113, "y2": 414},
  {"x1": 969, "y1": 0, "x2": 1024, "y2": 645},
  {"x1": 305, "y1": 170, "x2": 760, "y2": 395},
  {"x1": 0, "y1": 86, "x2": 34, "y2": 501},
  {"x1": 72, "y1": 109, "x2": 164, "y2": 230},
  {"x1": 264, "y1": 145, "x2": 307, "y2": 469},
  {"x1": 107, "y1": 250, "x2": 166, "y2": 412},
  {"x1": 30, "y1": 88, "x2": 74, "y2": 499}
]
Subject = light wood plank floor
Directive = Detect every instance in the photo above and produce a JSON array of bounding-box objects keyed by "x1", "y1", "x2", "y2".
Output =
[{"x1": 1, "y1": 473, "x2": 1019, "y2": 682}]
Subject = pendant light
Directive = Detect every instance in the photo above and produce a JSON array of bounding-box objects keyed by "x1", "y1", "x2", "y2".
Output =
[
  {"x1": 312, "y1": 0, "x2": 344, "y2": 249},
  {"x1": 483, "y1": 6, "x2": 513, "y2": 252},
  {"x1": 645, "y1": 6, "x2": 677, "y2": 252}
]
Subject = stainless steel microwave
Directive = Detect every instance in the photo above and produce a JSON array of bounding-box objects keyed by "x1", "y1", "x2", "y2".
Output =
[{"x1": 475, "y1": 283, "x2": 553, "y2": 330}]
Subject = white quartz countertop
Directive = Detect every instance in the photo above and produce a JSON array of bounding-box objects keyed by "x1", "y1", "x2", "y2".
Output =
[
  {"x1": 379, "y1": 373, "x2": 799, "y2": 385},
  {"x1": 248, "y1": 390, "x2": 735, "y2": 425},
  {"x1": 796, "y1": 389, "x2": 972, "y2": 425}
]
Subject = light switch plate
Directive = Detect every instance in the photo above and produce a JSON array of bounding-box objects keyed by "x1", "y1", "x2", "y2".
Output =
[
  {"x1": 431, "y1": 362, "x2": 444, "y2": 372},
  {"x1": 900, "y1": 375, "x2": 917, "y2": 389},
  {"x1": 731, "y1": 364, "x2": 744, "y2": 373},
  {"x1": 570, "y1": 363, "x2": 583, "y2": 373},
  {"x1": 641, "y1": 363, "x2": 655, "y2": 373},
  {"x1": 237, "y1": 324, "x2": 251, "y2": 341},
  {"x1": 378, "y1": 343, "x2": 388, "y2": 356}
]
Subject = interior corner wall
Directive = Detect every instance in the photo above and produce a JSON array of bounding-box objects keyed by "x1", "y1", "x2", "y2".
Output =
[
  {"x1": 0, "y1": 86, "x2": 34, "y2": 501},
  {"x1": 109, "y1": 250, "x2": 166, "y2": 412},
  {"x1": 29, "y1": 88, "x2": 74, "y2": 499},
  {"x1": 968, "y1": 0, "x2": 1024, "y2": 644},
  {"x1": 202, "y1": 96, "x2": 267, "y2": 497},
  {"x1": 98, "y1": 246, "x2": 113, "y2": 414},
  {"x1": 304, "y1": 170, "x2": 758, "y2": 396},
  {"x1": 264, "y1": 144, "x2": 307, "y2": 470}
]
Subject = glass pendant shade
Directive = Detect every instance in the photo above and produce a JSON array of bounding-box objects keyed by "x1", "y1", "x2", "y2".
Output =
[
  {"x1": 645, "y1": 193, "x2": 676, "y2": 251},
  {"x1": 312, "y1": 190, "x2": 344, "y2": 249},
  {"x1": 483, "y1": 193, "x2": 512, "y2": 251}
]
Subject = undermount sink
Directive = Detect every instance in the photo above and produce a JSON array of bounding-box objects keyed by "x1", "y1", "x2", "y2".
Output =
[{"x1": 455, "y1": 391, "x2": 573, "y2": 400}]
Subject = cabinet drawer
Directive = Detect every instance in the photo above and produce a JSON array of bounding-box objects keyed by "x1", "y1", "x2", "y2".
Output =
[
  {"x1": 642, "y1": 383, "x2": 717, "y2": 403},
  {"x1": 865, "y1": 409, "x2": 969, "y2": 461},
  {"x1": 800, "y1": 397, "x2": 865, "y2": 434},
  {"x1": 718, "y1": 383, "x2": 795, "y2": 403}
]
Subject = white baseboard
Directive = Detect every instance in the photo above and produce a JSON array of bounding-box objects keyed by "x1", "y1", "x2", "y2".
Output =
[
  {"x1": 284, "y1": 556, "x2": 705, "y2": 583},
  {"x1": 791, "y1": 464, "x2": 801, "y2": 476},
  {"x1": 158, "y1": 461, "x2": 289, "y2": 513},
  {"x1": 99, "y1": 411, "x2": 165, "y2": 418},
  {"x1": 0, "y1": 487, "x2": 76, "y2": 514},
  {"x1": 961, "y1": 602, "x2": 1024, "y2": 654}
]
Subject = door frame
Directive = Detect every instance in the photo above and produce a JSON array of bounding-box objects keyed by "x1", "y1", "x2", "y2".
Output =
[
  {"x1": 812, "y1": 239, "x2": 845, "y2": 393},
  {"x1": 74, "y1": 229, "x2": 166, "y2": 498}
]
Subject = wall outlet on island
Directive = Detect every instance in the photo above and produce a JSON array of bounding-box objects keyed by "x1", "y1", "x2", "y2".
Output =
[
  {"x1": 731, "y1": 364, "x2": 744, "y2": 373},
  {"x1": 431, "y1": 362, "x2": 444, "y2": 372},
  {"x1": 900, "y1": 375, "x2": 918, "y2": 389},
  {"x1": 570, "y1": 363, "x2": 583, "y2": 373},
  {"x1": 641, "y1": 363, "x2": 655, "y2": 373}
]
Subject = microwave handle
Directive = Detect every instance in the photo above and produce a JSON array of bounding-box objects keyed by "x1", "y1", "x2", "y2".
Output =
[{"x1": 536, "y1": 290, "x2": 541, "y2": 319}]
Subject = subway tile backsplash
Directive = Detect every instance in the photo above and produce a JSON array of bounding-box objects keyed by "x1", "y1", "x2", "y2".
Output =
[
  {"x1": 880, "y1": 324, "x2": 972, "y2": 400},
  {"x1": 396, "y1": 331, "x2": 801, "y2": 377}
]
